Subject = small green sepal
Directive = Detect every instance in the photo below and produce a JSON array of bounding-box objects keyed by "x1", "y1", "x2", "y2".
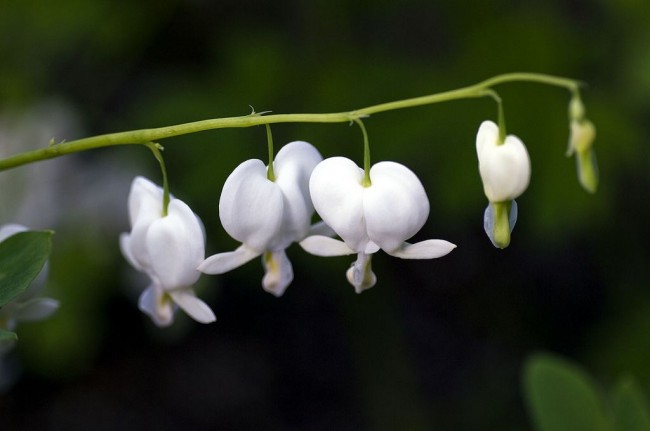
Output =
[{"x1": 576, "y1": 146, "x2": 599, "y2": 194}]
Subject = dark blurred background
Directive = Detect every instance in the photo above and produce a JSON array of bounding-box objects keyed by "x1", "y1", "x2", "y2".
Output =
[{"x1": 0, "y1": 1, "x2": 648, "y2": 430}]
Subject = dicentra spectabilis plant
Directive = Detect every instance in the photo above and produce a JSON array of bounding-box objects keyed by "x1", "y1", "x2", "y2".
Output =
[
  {"x1": 0, "y1": 73, "x2": 598, "y2": 341},
  {"x1": 301, "y1": 157, "x2": 456, "y2": 292},
  {"x1": 199, "y1": 140, "x2": 326, "y2": 297},
  {"x1": 476, "y1": 120, "x2": 531, "y2": 248},
  {"x1": 120, "y1": 176, "x2": 216, "y2": 327}
]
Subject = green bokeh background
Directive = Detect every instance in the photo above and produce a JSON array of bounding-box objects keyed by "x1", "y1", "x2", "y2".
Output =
[{"x1": 1, "y1": 1, "x2": 649, "y2": 430}]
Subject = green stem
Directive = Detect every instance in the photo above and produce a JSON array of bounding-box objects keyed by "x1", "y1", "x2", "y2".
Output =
[
  {"x1": 0, "y1": 73, "x2": 581, "y2": 172},
  {"x1": 145, "y1": 142, "x2": 170, "y2": 216},
  {"x1": 483, "y1": 89, "x2": 506, "y2": 144},
  {"x1": 491, "y1": 201, "x2": 512, "y2": 249},
  {"x1": 497, "y1": 99, "x2": 506, "y2": 143},
  {"x1": 265, "y1": 124, "x2": 275, "y2": 181},
  {"x1": 353, "y1": 118, "x2": 371, "y2": 187}
]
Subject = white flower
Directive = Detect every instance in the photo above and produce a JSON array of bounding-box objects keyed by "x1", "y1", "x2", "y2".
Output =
[
  {"x1": 120, "y1": 177, "x2": 215, "y2": 327},
  {"x1": 300, "y1": 157, "x2": 456, "y2": 293},
  {"x1": 0, "y1": 224, "x2": 59, "y2": 333},
  {"x1": 476, "y1": 120, "x2": 531, "y2": 248},
  {"x1": 198, "y1": 141, "x2": 326, "y2": 297},
  {"x1": 476, "y1": 120, "x2": 531, "y2": 203}
]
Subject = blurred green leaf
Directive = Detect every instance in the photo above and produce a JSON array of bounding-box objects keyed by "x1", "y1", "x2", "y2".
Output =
[
  {"x1": 524, "y1": 353, "x2": 612, "y2": 431},
  {"x1": 612, "y1": 377, "x2": 650, "y2": 431},
  {"x1": 0, "y1": 230, "x2": 53, "y2": 307},
  {"x1": 0, "y1": 328, "x2": 18, "y2": 341}
]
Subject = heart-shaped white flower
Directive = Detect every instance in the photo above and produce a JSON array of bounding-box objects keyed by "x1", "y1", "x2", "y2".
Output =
[
  {"x1": 120, "y1": 177, "x2": 215, "y2": 327},
  {"x1": 199, "y1": 141, "x2": 327, "y2": 297},
  {"x1": 300, "y1": 157, "x2": 456, "y2": 293},
  {"x1": 475, "y1": 121, "x2": 532, "y2": 248},
  {"x1": 476, "y1": 120, "x2": 531, "y2": 203}
]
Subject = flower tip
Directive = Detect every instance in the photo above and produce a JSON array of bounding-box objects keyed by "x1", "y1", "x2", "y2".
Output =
[
  {"x1": 262, "y1": 251, "x2": 293, "y2": 297},
  {"x1": 576, "y1": 147, "x2": 599, "y2": 194},
  {"x1": 138, "y1": 287, "x2": 175, "y2": 327},
  {"x1": 346, "y1": 253, "x2": 376, "y2": 293},
  {"x1": 484, "y1": 201, "x2": 517, "y2": 249}
]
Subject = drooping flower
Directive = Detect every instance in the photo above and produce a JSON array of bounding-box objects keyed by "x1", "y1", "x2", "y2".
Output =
[
  {"x1": 476, "y1": 121, "x2": 531, "y2": 203},
  {"x1": 300, "y1": 157, "x2": 456, "y2": 293},
  {"x1": 0, "y1": 224, "x2": 59, "y2": 333},
  {"x1": 198, "y1": 141, "x2": 326, "y2": 297},
  {"x1": 120, "y1": 177, "x2": 215, "y2": 327},
  {"x1": 476, "y1": 120, "x2": 531, "y2": 248}
]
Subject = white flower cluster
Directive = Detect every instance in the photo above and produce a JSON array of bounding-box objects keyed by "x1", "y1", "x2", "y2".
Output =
[
  {"x1": 121, "y1": 140, "x2": 459, "y2": 326},
  {"x1": 121, "y1": 111, "x2": 578, "y2": 325}
]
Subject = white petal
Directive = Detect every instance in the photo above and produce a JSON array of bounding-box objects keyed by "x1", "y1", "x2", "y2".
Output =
[
  {"x1": 138, "y1": 285, "x2": 175, "y2": 327},
  {"x1": 124, "y1": 178, "x2": 167, "y2": 272},
  {"x1": 128, "y1": 176, "x2": 166, "y2": 226},
  {"x1": 309, "y1": 157, "x2": 369, "y2": 252},
  {"x1": 387, "y1": 240, "x2": 457, "y2": 259},
  {"x1": 168, "y1": 289, "x2": 216, "y2": 324},
  {"x1": 11, "y1": 297, "x2": 59, "y2": 321},
  {"x1": 198, "y1": 245, "x2": 261, "y2": 274},
  {"x1": 308, "y1": 220, "x2": 335, "y2": 237},
  {"x1": 364, "y1": 162, "x2": 430, "y2": 253},
  {"x1": 261, "y1": 251, "x2": 293, "y2": 297},
  {"x1": 119, "y1": 232, "x2": 144, "y2": 272},
  {"x1": 270, "y1": 141, "x2": 323, "y2": 248},
  {"x1": 299, "y1": 235, "x2": 356, "y2": 256},
  {"x1": 219, "y1": 159, "x2": 284, "y2": 251},
  {"x1": 345, "y1": 253, "x2": 377, "y2": 293},
  {"x1": 476, "y1": 120, "x2": 499, "y2": 160},
  {"x1": 146, "y1": 199, "x2": 204, "y2": 290},
  {"x1": 476, "y1": 124, "x2": 531, "y2": 202}
]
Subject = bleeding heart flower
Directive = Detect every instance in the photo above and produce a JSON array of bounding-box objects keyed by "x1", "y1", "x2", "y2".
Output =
[
  {"x1": 120, "y1": 177, "x2": 215, "y2": 327},
  {"x1": 198, "y1": 141, "x2": 328, "y2": 297},
  {"x1": 476, "y1": 120, "x2": 531, "y2": 248},
  {"x1": 300, "y1": 157, "x2": 455, "y2": 293}
]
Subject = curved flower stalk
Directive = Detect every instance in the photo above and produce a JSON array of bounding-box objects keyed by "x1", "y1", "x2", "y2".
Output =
[
  {"x1": 0, "y1": 224, "x2": 59, "y2": 334},
  {"x1": 198, "y1": 141, "x2": 326, "y2": 297},
  {"x1": 476, "y1": 120, "x2": 531, "y2": 249},
  {"x1": 300, "y1": 157, "x2": 456, "y2": 293},
  {"x1": 120, "y1": 176, "x2": 215, "y2": 327}
]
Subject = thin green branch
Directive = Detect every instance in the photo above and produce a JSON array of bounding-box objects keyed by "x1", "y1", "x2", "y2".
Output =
[
  {"x1": 145, "y1": 142, "x2": 170, "y2": 216},
  {"x1": 0, "y1": 72, "x2": 582, "y2": 172},
  {"x1": 353, "y1": 118, "x2": 371, "y2": 187},
  {"x1": 265, "y1": 124, "x2": 275, "y2": 181}
]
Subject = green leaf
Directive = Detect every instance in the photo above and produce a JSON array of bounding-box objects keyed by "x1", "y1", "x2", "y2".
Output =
[
  {"x1": 0, "y1": 328, "x2": 18, "y2": 341},
  {"x1": 0, "y1": 230, "x2": 53, "y2": 307},
  {"x1": 523, "y1": 353, "x2": 612, "y2": 431},
  {"x1": 612, "y1": 377, "x2": 650, "y2": 431}
]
